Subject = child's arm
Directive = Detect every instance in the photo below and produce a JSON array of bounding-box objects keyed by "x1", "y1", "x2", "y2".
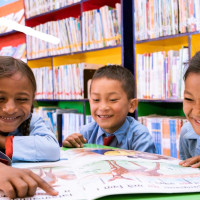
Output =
[
  {"x1": 0, "y1": 162, "x2": 58, "y2": 199},
  {"x1": 62, "y1": 133, "x2": 87, "y2": 148},
  {"x1": 179, "y1": 156, "x2": 200, "y2": 168},
  {"x1": 11, "y1": 114, "x2": 60, "y2": 162}
]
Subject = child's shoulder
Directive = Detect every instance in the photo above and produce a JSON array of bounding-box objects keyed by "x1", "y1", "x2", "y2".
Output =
[
  {"x1": 30, "y1": 113, "x2": 42, "y2": 122},
  {"x1": 180, "y1": 121, "x2": 197, "y2": 138},
  {"x1": 127, "y1": 116, "x2": 149, "y2": 132}
]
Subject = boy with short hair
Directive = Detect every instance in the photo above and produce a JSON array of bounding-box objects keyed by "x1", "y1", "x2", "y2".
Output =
[{"x1": 63, "y1": 65, "x2": 156, "y2": 153}]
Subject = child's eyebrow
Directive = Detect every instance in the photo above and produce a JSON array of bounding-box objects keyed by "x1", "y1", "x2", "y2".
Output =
[
  {"x1": 0, "y1": 91, "x2": 6, "y2": 94},
  {"x1": 184, "y1": 90, "x2": 193, "y2": 95},
  {"x1": 16, "y1": 92, "x2": 31, "y2": 96}
]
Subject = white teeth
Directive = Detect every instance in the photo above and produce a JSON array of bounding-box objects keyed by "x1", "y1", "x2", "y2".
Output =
[
  {"x1": 196, "y1": 120, "x2": 200, "y2": 123},
  {"x1": 99, "y1": 115, "x2": 110, "y2": 118},
  {"x1": 0, "y1": 116, "x2": 17, "y2": 120}
]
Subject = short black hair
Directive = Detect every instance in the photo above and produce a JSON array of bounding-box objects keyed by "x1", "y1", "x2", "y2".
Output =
[{"x1": 91, "y1": 65, "x2": 135, "y2": 99}]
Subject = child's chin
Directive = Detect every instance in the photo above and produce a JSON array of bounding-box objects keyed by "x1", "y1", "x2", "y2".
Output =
[{"x1": 0, "y1": 127, "x2": 16, "y2": 133}]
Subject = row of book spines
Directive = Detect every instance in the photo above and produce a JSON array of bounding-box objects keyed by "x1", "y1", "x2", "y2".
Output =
[
  {"x1": 82, "y1": 6, "x2": 121, "y2": 50},
  {"x1": 34, "y1": 107, "x2": 93, "y2": 144},
  {"x1": 26, "y1": 4, "x2": 121, "y2": 59},
  {"x1": 139, "y1": 115, "x2": 187, "y2": 158},
  {"x1": 26, "y1": 17, "x2": 81, "y2": 59},
  {"x1": 27, "y1": 36, "x2": 121, "y2": 56},
  {"x1": 32, "y1": 63, "x2": 84, "y2": 100},
  {"x1": 136, "y1": 47, "x2": 189, "y2": 100},
  {"x1": 0, "y1": 43, "x2": 26, "y2": 60},
  {"x1": 24, "y1": 0, "x2": 81, "y2": 19},
  {"x1": 134, "y1": 0, "x2": 178, "y2": 40},
  {"x1": 34, "y1": 107, "x2": 83, "y2": 141},
  {"x1": 135, "y1": 0, "x2": 200, "y2": 40}
]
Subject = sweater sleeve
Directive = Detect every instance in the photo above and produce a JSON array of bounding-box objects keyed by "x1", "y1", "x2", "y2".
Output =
[{"x1": 12, "y1": 114, "x2": 60, "y2": 162}]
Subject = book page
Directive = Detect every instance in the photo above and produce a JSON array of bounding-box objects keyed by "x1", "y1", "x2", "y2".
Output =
[
  {"x1": 0, "y1": 160, "x2": 87, "y2": 200},
  {"x1": 63, "y1": 148, "x2": 200, "y2": 199},
  {"x1": 1, "y1": 148, "x2": 200, "y2": 200}
]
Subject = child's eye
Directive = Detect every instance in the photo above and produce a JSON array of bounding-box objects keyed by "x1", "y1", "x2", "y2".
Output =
[
  {"x1": 17, "y1": 98, "x2": 29, "y2": 102},
  {"x1": 184, "y1": 97, "x2": 193, "y2": 102},
  {"x1": 0, "y1": 97, "x2": 5, "y2": 101},
  {"x1": 110, "y1": 99, "x2": 118, "y2": 102},
  {"x1": 92, "y1": 99, "x2": 99, "y2": 102}
]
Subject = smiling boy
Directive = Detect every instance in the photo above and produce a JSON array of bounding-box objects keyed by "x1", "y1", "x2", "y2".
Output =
[{"x1": 63, "y1": 65, "x2": 156, "y2": 153}]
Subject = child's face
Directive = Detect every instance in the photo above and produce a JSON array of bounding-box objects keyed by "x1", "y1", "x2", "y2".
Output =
[
  {"x1": 89, "y1": 78, "x2": 137, "y2": 133},
  {"x1": 0, "y1": 72, "x2": 34, "y2": 133},
  {"x1": 183, "y1": 72, "x2": 200, "y2": 135}
]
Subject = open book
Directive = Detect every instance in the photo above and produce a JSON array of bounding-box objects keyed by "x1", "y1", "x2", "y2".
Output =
[{"x1": 1, "y1": 147, "x2": 200, "y2": 200}]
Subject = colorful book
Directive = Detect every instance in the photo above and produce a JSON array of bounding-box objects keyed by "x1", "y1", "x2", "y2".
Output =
[{"x1": 4, "y1": 148, "x2": 200, "y2": 200}]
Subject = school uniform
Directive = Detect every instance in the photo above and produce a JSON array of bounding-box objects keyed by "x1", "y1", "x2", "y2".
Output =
[
  {"x1": 80, "y1": 116, "x2": 156, "y2": 153},
  {"x1": 6, "y1": 113, "x2": 60, "y2": 162},
  {"x1": 179, "y1": 122, "x2": 200, "y2": 160}
]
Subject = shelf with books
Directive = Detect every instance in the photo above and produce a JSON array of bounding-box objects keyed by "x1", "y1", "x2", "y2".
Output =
[
  {"x1": 132, "y1": 0, "x2": 200, "y2": 158},
  {"x1": 35, "y1": 99, "x2": 91, "y2": 145},
  {"x1": 25, "y1": 2, "x2": 81, "y2": 27},
  {"x1": 0, "y1": 0, "x2": 26, "y2": 60},
  {"x1": 24, "y1": 0, "x2": 133, "y2": 67},
  {"x1": 23, "y1": 0, "x2": 133, "y2": 143},
  {"x1": 24, "y1": 0, "x2": 81, "y2": 20},
  {"x1": 135, "y1": 31, "x2": 200, "y2": 107},
  {"x1": 25, "y1": 0, "x2": 132, "y2": 98},
  {"x1": 25, "y1": 0, "x2": 123, "y2": 59}
]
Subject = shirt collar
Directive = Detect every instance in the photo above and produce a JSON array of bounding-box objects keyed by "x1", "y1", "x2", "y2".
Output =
[
  {"x1": 97, "y1": 118, "x2": 129, "y2": 144},
  {"x1": 186, "y1": 123, "x2": 199, "y2": 139}
]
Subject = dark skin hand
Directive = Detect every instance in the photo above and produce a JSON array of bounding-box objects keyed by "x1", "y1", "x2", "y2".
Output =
[
  {"x1": 179, "y1": 155, "x2": 200, "y2": 168},
  {"x1": 0, "y1": 163, "x2": 58, "y2": 199},
  {"x1": 62, "y1": 133, "x2": 87, "y2": 148}
]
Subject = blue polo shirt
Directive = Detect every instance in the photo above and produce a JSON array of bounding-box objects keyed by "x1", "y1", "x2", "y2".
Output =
[
  {"x1": 80, "y1": 116, "x2": 156, "y2": 153},
  {"x1": 179, "y1": 122, "x2": 200, "y2": 160}
]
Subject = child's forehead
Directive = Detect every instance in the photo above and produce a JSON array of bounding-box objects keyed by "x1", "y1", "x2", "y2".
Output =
[
  {"x1": 93, "y1": 77, "x2": 121, "y2": 84},
  {"x1": 91, "y1": 77, "x2": 126, "y2": 94},
  {"x1": 0, "y1": 71, "x2": 31, "y2": 88},
  {"x1": 7, "y1": 71, "x2": 24, "y2": 80},
  {"x1": 92, "y1": 77, "x2": 123, "y2": 88}
]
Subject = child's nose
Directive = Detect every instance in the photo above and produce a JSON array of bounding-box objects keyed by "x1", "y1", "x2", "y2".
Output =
[
  {"x1": 99, "y1": 103, "x2": 109, "y2": 110},
  {"x1": 2, "y1": 100, "x2": 17, "y2": 114}
]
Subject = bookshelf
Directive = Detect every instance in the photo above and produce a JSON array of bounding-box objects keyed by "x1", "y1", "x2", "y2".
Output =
[
  {"x1": 1, "y1": 0, "x2": 198, "y2": 156},
  {"x1": 19, "y1": 0, "x2": 133, "y2": 143},
  {"x1": 24, "y1": 1, "x2": 134, "y2": 108},
  {"x1": 0, "y1": 0, "x2": 26, "y2": 61},
  {"x1": 133, "y1": 2, "x2": 200, "y2": 116},
  {"x1": 133, "y1": 0, "x2": 200, "y2": 158}
]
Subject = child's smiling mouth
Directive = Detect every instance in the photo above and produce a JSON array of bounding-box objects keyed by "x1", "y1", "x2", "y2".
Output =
[
  {"x1": 0, "y1": 116, "x2": 19, "y2": 121},
  {"x1": 97, "y1": 115, "x2": 112, "y2": 118}
]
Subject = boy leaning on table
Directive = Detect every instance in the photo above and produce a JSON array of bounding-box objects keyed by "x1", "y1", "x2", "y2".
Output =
[{"x1": 63, "y1": 65, "x2": 156, "y2": 153}]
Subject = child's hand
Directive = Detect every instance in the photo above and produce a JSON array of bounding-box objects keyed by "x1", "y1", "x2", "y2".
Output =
[
  {"x1": 179, "y1": 156, "x2": 200, "y2": 168},
  {"x1": 0, "y1": 163, "x2": 58, "y2": 199},
  {"x1": 62, "y1": 133, "x2": 87, "y2": 148}
]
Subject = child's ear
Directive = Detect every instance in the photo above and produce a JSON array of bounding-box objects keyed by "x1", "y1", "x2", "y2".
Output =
[{"x1": 129, "y1": 98, "x2": 138, "y2": 113}]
